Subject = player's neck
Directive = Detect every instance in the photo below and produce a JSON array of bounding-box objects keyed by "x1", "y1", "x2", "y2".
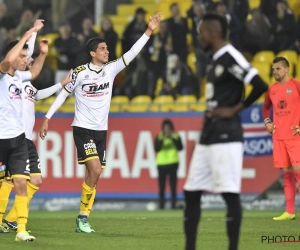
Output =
[
  {"x1": 8, "y1": 67, "x2": 15, "y2": 76},
  {"x1": 90, "y1": 60, "x2": 104, "y2": 68},
  {"x1": 278, "y1": 77, "x2": 289, "y2": 85},
  {"x1": 212, "y1": 40, "x2": 227, "y2": 53}
]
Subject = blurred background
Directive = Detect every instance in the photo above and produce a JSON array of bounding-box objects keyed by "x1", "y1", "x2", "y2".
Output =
[{"x1": 2, "y1": 0, "x2": 300, "y2": 211}]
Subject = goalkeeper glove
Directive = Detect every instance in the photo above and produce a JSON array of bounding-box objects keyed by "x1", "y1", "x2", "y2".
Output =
[
  {"x1": 264, "y1": 118, "x2": 275, "y2": 134},
  {"x1": 291, "y1": 125, "x2": 300, "y2": 136}
]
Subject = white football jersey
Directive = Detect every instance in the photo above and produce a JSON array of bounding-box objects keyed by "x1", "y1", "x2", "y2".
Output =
[
  {"x1": 64, "y1": 59, "x2": 126, "y2": 130},
  {"x1": 22, "y1": 81, "x2": 38, "y2": 140},
  {"x1": 0, "y1": 70, "x2": 31, "y2": 139}
]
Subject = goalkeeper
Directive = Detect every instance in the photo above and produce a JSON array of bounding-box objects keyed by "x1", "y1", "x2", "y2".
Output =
[{"x1": 263, "y1": 57, "x2": 300, "y2": 221}]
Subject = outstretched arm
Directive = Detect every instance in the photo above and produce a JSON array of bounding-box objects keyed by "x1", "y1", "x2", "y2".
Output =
[
  {"x1": 27, "y1": 19, "x2": 44, "y2": 60},
  {"x1": 29, "y1": 38, "x2": 48, "y2": 80}
]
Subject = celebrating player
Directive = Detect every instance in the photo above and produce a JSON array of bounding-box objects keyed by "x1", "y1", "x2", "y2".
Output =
[
  {"x1": 0, "y1": 23, "x2": 48, "y2": 241},
  {"x1": 263, "y1": 57, "x2": 300, "y2": 221},
  {"x1": 39, "y1": 12, "x2": 162, "y2": 233},
  {"x1": 183, "y1": 13, "x2": 268, "y2": 250}
]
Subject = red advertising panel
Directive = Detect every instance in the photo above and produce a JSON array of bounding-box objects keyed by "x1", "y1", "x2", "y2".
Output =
[{"x1": 33, "y1": 107, "x2": 279, "y2": 198}]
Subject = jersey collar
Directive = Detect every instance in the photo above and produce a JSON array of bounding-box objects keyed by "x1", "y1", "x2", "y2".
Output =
[
  {"x1": 88, "y1": 62, "x2": 104, "y2": 73},
  {"x1": 213, "y1": 44, "x2": 231, "y2": 61}
]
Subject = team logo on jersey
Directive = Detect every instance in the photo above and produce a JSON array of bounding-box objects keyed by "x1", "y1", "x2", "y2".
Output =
[
  {"x1": 82, "y1": 82, "x2": 109, "y2": 95},
  {"x1": 228, "y1": 64, "x2": 245, "y2": 81},
  {"x1": 286, "y1": 88, "x2": 292, "y2": 95},
  {"x1": 277, "y1": 99, "x2": 287, "y2": 109},
  {"x1": 215, "y1": 65, "x2": 224, "y2": 77},
  {"x1": 24, "y1": 85, "x2": 36, "y2": 100},
  {"x1": 8, "y1": 84, "x2": 21, "y2": 99}
]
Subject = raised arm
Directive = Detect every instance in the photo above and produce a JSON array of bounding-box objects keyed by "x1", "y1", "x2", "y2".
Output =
[
  {"x1": 0, "y1": 29, "x2": 33, "y2": 73},
  {"x1": 27, "y1": 19, "x2": 44, "y2": 60},
  {"x1": 29, "y1": 38, "x2": 48, "y2": 80}
]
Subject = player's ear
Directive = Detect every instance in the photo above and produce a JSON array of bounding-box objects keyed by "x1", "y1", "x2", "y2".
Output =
[{"x1": 90, "y1": 51, "x2": 96, "y2": 57}]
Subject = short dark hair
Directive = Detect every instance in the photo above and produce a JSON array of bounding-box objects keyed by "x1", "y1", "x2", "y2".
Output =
[
  {"x1": 273, "y1": 57, "x2": 290, "y2": 67},
  {"x1": 85, "y1": 37, "x2": 106, "y2": 56},
  {"x1": 202, "y1": 12, "x2": 228, "y2": 40},
  {"x1": 162, "y1": 119, "x2": 174, "y2": 130},
  {"x1": 3, "y1": 40, "x2": 28, "y2": 56}
]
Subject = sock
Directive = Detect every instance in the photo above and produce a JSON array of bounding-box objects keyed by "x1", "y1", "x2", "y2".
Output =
[
  {"x1": 0, "y1": 182, "x2": 14, "y2": 223},
  {"x1": 283, "y1": 172, "x2": 296, "y2": 214},
  {"x1": 221, "y1": 193, "x2": 242, "y2": 250},
  {"x1": 184, "y1": 190, "x2": 202, "y2": 250},
  {"x1": 14, "y1": 195, "x2": 28, "y2": 233},
  {"x1": 79, "y1": 182, "x2": 94, "y2": 215},
  {"x1": 293, "y1": 170, "x2": 300, "y2": 193},
  {"x1": 87, "y1": 187, "x2": 96, "y2": 217},
  {"x1": 5, "y1": 182, "x2": 39, "y2": 222}
]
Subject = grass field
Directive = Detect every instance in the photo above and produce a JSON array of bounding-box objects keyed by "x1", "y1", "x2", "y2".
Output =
[{"x1": 1, "y1": 210, "x2": 300, "y2": 250}]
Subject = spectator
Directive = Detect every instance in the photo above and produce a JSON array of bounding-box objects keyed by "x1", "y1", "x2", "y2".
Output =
[
  {"x1": 54, "y1": 21, "x2": 81, "y2": 85},
  {"x1": 99, "y1": 17, "x2": 118, "y2": 61},
  {"x1": 16, "y1": 9, "x2": 42, "y2": 36},
  {"x1": 76, "y1": 17, "x2": 98, "y2": 65},
  {"x1": 119, "y1": 7, "x2": 151, "y2": 98},
  {"x1": 190, "y1": 2, "x2": 207, "y2": 83},
  {"x1": 160, "y1": 54, "x2": 195, "y2": 97},
  {"x1": 268, "y1": 0, "x2": 296, "y2": 53},
  {"x1": 166, "y1": 3, "x2": 189, "y2": 63},
  {"x1": 154, "y1": 119, "x2": 183, "y2": 209},
  {"x1": 187, "y1": 0, "x2": 216, "y2": 18},
  {"x1": 222, "y1": 0, "x2": 249, "y2": 25},
  {"x1": 0, "y1": 2, "x2": 16, "y2": 30},
  {"x1": 52, "y1": 0, "x2": 69, "y2": 31},
  {"x1": 288, "y1": 15, "x2": 300, "y2": 54},
  {"x1": 215, "y1": 1, "x2": 242, "y2": 49},
  {"x1": 242, "y1": 8, "x2": 273, "y2": 55},
  {"x1": 148, "y1": 20, "x2": 173, "y2": 97},
  {"x1": 260, "y1": 0, "x2": 285, "y2": 20}
]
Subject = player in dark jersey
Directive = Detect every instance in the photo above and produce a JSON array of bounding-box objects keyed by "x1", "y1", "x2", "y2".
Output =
[{"x1": 183, "y1": 13, "x2": 268, "y2": 250}]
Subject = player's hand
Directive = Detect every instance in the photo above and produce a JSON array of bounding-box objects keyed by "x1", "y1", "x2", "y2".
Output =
[
  {"x1": 39, "y1": 118, "x2": 49, "y2": 140},
  {"x1": 265, "y1": 122, "x2": 276, "y2": 134},
  {"x1": 206, "y1": 107, "x2": 236, "y2": 119},
  {"x1": 291, "y1": 125, "x2": 300, "y2": 136},
  {"x1": 60, "y1": 69, "x2": 74, "y2": 86},
  {"x1": 39, "y1": 39, "x2": 49, "y2": 54},
  {"x1": 33, "y1": 19, "x2": 44, "y2": 32},
  {"x1": 148, "y1": 12, "x2": 161, "y2": 31}
]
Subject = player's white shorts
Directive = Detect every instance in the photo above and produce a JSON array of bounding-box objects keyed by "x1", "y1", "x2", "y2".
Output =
[{"x1": 184, "y1": 142, "x2": 243, "y2": 193}]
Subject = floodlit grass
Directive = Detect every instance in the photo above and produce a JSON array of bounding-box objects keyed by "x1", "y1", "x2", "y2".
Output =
[{"x1": 1, "y1": 210, "x2": 300, "y2": 250}]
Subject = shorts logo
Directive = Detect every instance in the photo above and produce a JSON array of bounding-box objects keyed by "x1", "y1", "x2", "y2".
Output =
[{"x1": 84, "y1": 141, "x2": 97, "y2": 156}]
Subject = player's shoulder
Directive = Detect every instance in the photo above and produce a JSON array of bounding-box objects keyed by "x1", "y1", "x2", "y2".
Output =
[
  {"x1": 104, "y1": 58, "x2": 121, "y2": 67},
  {"x1": 290, "y1": 78, "x2": 300, "y2": 85},
  {"x1": 72, "y1": 64, "x2": 88, "y2": 80}
]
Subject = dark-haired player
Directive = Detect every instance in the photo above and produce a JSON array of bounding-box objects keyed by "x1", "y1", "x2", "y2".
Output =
[
  {"x1": 183, "y1": 13, "x2": 268, "y2": 250},
  {"x1": 39, "y1": 13, "x2": 162, "y2": 233},
  {"x1": 263, "y1": 57, "x2": 300, "y2": 221}
]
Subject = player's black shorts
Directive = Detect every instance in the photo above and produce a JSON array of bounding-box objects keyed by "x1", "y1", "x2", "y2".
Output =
[
  {"x1": 27, "y1": 139, "x2": 41, "y2": 175},
  {"x1": 73, "y1": 126, "x2": 107, "y2": 167},
  {"x1": 0, "y1": 133, "x2": 30, "y2": 180}
]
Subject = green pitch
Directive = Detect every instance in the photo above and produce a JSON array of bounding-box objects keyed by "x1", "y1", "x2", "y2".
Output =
[{"x1": 1, "y1": 210, "x2": 299, "y2": 250}]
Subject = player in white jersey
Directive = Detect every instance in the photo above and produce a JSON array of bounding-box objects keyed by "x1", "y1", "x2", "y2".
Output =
[
  {"x1": 39, "y1": 12, "x2": 162, "y2": 233},
  {"x1": 2, "y1": 25, "x2": 73, "y2": 232},
  {"x1": 0, "y1": 22, "x2": 48, "y2": 241}
]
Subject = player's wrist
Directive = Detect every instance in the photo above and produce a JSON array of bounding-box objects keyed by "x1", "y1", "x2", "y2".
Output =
[{"x1": 264, "y1": 118, "x2": 272, "y2": 126}]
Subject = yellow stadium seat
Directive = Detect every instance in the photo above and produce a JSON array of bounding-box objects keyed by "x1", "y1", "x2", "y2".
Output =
[
  {"x1": 176, "y1": 95, "x2": 197, "y2": 103},
  {"x1": 116, "y1": 40, "x2": 122, "y2": 57},
  {"x1": 126, "y1": 95, "x2": 151, "y2": 112},
  {"x1": 38, "y1": 33, "x2": 59, "y2": 47},
  {"x1": 149, "y1": 95, "x2": 174, "y2": 111},
  {"x1": 59, "y1": 96, "x2": 75, "y2": 112},
  {"x1": 108, "y1": 15, "x2": 132, "y2": 25},
  {"x1": 244, "y1": 84, "x2": 253, "y2": 98},
  {"x1": 287, "y1": 0, "x2": 300, "y2": 16},
  {"x1": 93, "y1": 25, "x2": 100, "y2": 33},
  {"x1": 132, "y1": 0, "x2": 155, "y2": 4},
  {"x1": 187, "y1": 52, "x2": 197, "y2": 74},
  {"x1": 251, "y1": 62, "x2": 271, "y2": 84},
  {"x1": 117, "y1": 4, "x2": 158, "y2": 16},
  {"x1": 111, "y1": 95, "x2": 129, "y2": 111},
  {"x1": 249, "y1": 0, "x2": 261, "y2": 10},
  {"x1": 252, "y1": 51, "x2": 275, "y2": 64},
  {"x1": 114, "y1": 24, "x2": 126, "y2": 38},
  {"x1": 190, "y1": 102, "x2": 206, "y2": 112},
  {"x1": 171, "y1": 103, "x2": 189, "y2": 112}
]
